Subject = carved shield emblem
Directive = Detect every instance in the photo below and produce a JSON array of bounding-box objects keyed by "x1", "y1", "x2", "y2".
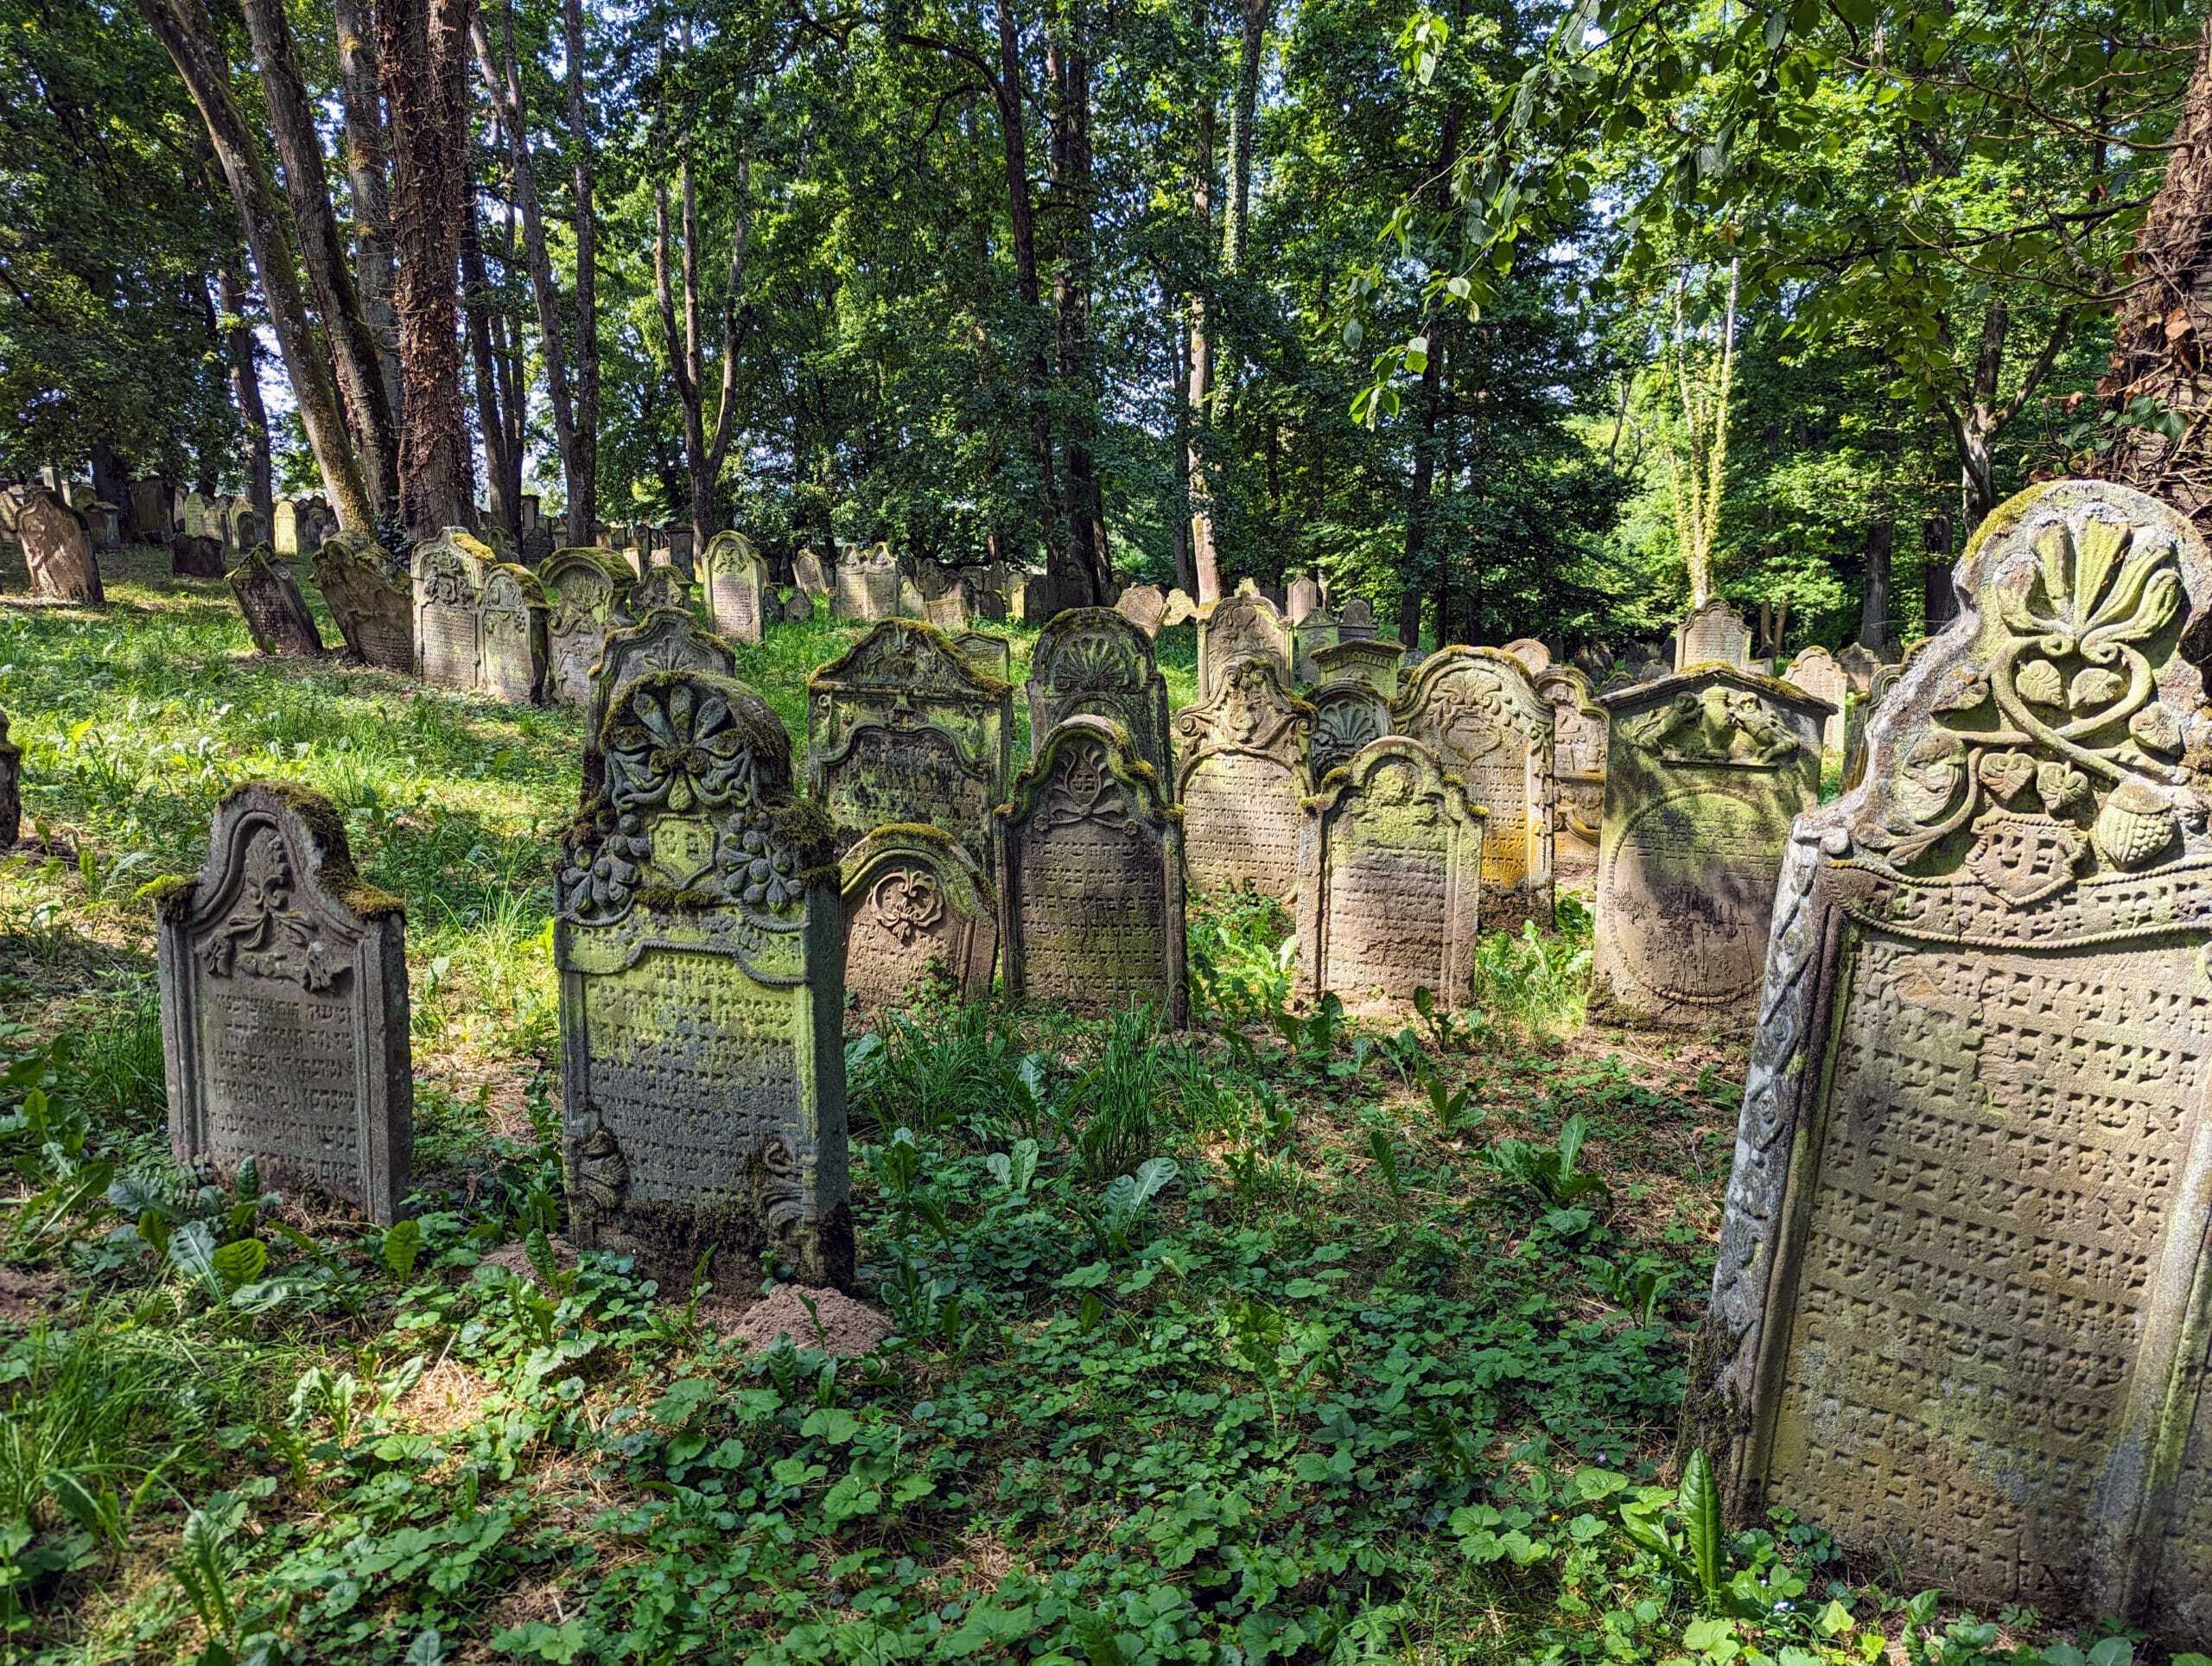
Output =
[{"x1": 1965, "y1": 810, "x2": 2087, "y2": 906}]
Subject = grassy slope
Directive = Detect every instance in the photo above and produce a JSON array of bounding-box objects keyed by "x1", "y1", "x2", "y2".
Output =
[{"x1": 0, "y1": 553, "x2": 2148, "y2": 1665}]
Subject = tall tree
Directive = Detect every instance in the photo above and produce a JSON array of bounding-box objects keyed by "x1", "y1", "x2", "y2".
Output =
[
  {"x1": 330, "y1": 0, "x2": 404, "y2": 431},
  {"x1": 563, "y1": 0, "x2": 601, "y2": 542},
  {"x1": 211, "y1": 261, "x2": 273, "y2": 526}
]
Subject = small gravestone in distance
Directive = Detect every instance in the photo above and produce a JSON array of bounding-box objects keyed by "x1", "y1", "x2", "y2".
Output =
[
  {"x1": 0, "y1": 709, "x2": 20, "y2": 848},
  {"x1": 1535, "y1": 666, "x2": 1607, "y2": 877},
  {"x1": 922, "y1": 584, "x2": 968, "y2": 631},
  {"x1": 1836, "y1": 640, "x2": 1882, "y2": 693},
  {"x1": 782, "y1": 588, "x2": 814, "y2": 624},
  {"x1": 1337, "y1": 598, "x2": 1376, "y2": 641},
  {"x1": 272, "y1": 500, "x2": 300, "y2": 557},
  {"x1": 1115, "y1": 583, "x2": 1169, "y2": 639},
  {"x1": 1161, "y1": 588, "x2": 1198, "y2": 628},
  {"x1": 173, "y1": 533, "x2": 227, "y2": 579},
  {"x1": 836, "y1": 545, "x2": 900, "y2": 621},
  {"x1": 16, "y1": 493, "x2": 104, "y2": 604},
  {"x1": 996, "y1": 716, "x2": 1186, "y2": 1025},
  {"x1": 701, "y1": 531, "x2": 769, "y2": 643},
  {"x1": 1307, "y1": 682, "x2": 1392, "y2": 780},
  {"x1": 1196, "y1": 580, "x2": 1293, "y2": 699},
  {"x1": 156, "y1": 782, "x2": 412, "y2": 1223},
  {"x1": 480, "y1": 564, "x2": 550, "y2": 704},
  {"x1": 1672, "y1": 598, "x2": 1752, "y2": 670},
  {"x1": 1027, "y1": 607, "x2": 1176, "y2": 788},
  {"x1": 1594, "y1": 667, "x2": 1825, "y2": 1026},
  {"x1": 1312, "y1": 637, "x2": 1405, "y2": 698},
  {"x1": 1172, "y1": 658, "x2": 1313, "y2": 900},
  {"x1": 632, "y1": 564, "x2": 696, "y2": 617},
  {"x1": 1294, "y1": 737, "x2": 1484, "y2": 1009},
  {"x1": 1503, "y1": 638, "x2": 1551, "y2": 674},
  {"x1": 229, "y1": 544, "x2": 327, "y2": 659},
  {"x1": 556, "y1": 670, "x2": 852, "y2": 1290},
  {"x1": 950, "y1": 630, "x2": 1011, "y2": 684},
  {"x1": 841, "y1": 824, "x2": 998, "y2": 1008},
  {"x1": 314, "y1": 532, "x2": 414, "y2": 671},
  {"x1": 793, "y1": 547, "x2": 832, "y2": 600},
  {"x1": 413, "y1": 528, "x2": 493, "y2": 690},
  {"x1": 1286, "y1": 572, "x2": 1322, "y2": 625},
  {"x1": 582, "y1": 608, "x2": 738, "y2": 797},
  {"x1": 542, "y1": 549, "x2": 636, "y2": 707},
  {"x1": 1783, "y1": 645, "x2": 1850, "y2": 754},
  {"x1": 1290, "y1": 609, "x2": 1340, "y2": 685},
  {"x1": 130, "y1": 477, "x2": 173, "y2": 544}
]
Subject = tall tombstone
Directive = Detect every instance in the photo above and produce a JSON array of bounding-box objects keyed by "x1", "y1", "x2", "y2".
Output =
[
  {"x1": 700, "y1": 531, "x2": 769, "y2": 643},
  {"x1": 582, "y1": 609, "x2": 738, "y2": 797},
  {"x1": 271, "y1": 499, "x2": 301, "y2": 557},
  {"x1": 995, "y1": 716, "x2": 1187, "y2": 1025},
  {"x1": 1289, "y1": 609, "x2": 1340, "y2": 686},
  {"x1": 1336, "y1": 597, "x2": 1377, "y2": 641},
  {"x1": 1535, "y1": 666, "x2": 1606, "y2": 877},
  {"x1": 1307, "y1": 682, "x2": 1394, "y2": 781},
  {"x1": 0, "y1": 709, "x2": 20, "y2": 849},
  {"x1": 412, "y1": 529, "x2": 492, "y2": 690},
  {"x1": 1171, "y1": 658, "x2": 1315, "y2": 900},
  {"x1": 1672, "y1": 598, "x2": 1753, "y2": 670},
  {"x1": 1286, "y1": 572, "x2": 1323, "y2": 625},
  {"x1": 1697, "y1": 480, "x2": 2212, "y2": 1641},
  {"x1": 228, "y1": 544, "x2": 327, "y2": 659},
  {"x1": 556, "y1": 671, "x2": 852, "y2": 1290},
  {"x1": 806, "y1": 619, "x2": 1011, "y2": 867},
  {"x1": 1196, "y1": 579, "x2": 1294, "y2": 700},
  {"x1": 156, "y1": 783, "x2": 412, "y2": 1223},
  {"x1": 314, "y1": 532, "x2": 415, "y2": 672},
  {"x1": 792, "y1": 546, "x2": 833, "y2": 600},
  {"x1": 840, "y1": 824, "x2": 998, "y2": 1009},
  {"x1": 16, "y1": 493, "x2": 104, "y2": 604},
  {"x1": 1783, "y1": 645, "x2": 1850, "y2": 754},
  {"x1": 1392, "y1": 647, "x2": 1554, "y2": 930},
  {"x1": 479, "y1": 563, "x2": 550, "y2": 704},
  {"x1": 835, "y1": 545, "x2": 900, "y2": 621},
  {"x1": 1294, "y1": 738, "x2": 1484, "y2": 1009},
  {"x1": 1503, "y1": 638, "x2": 1552, "y2": 675},
  {"x1": 128, "y1": 477, "x2": 173, "y2": 544},
  {"x1": 542, "y1": 549, "x2": 637, "y2": 707},
  {"x1": 1593, "y1": 668, "x2": 1825, "y2": 1026},
  {"x1": 1312, "y1": 637, "x2": 1406, "y2": 698},
  {"x1": 1027, "y1": 607, "x2": 1176, "y2": 789},
  {"x1": 1115, "y1": 583, "x2": 1169, "y2": 639}
]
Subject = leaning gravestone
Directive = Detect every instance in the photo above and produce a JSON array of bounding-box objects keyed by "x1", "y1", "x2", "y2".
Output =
[
  {"x1": 314, "y1": 532, "x2": 414, "y2": 671},
  {"x1": 1393, "y1": 647, "x2": 1554, "y2": 930},
  {"x1": 582, "y1": 608, "x2": 739, "y2": 797},
  {"x1": 1535, "y1": 665, "x2": 1607, "y2": 877},
  {"x1": 156, "y1": 783, "x2": 412, "y2": 1223},
  {"x1": 1311, "y1": 637, "x2": 1406, "y2": 698},
  {"x1": 1503, "y1": 638, "x2": 1552, "y2": 675},
  {"x1": 1196, "y1": 580, "x2": 1294, "y2": 700},
  {"x1": 806, "y1": 620, "x2": 1011, "y2": 867},
  {"x1": 1171, "y1": 658, "x2": 1315, "y2": 900},
  {"x1": 412, "y1": 529, "x2": 493, "y2": 691},
  {"x1": 1294, "y1": 738, "x2": 1484, "y2": 1009},
  {"x1": 556, "y1": 670, "x2": 851, "y2": 1290},
  {"x1": 0, "y1": 709, "x2": 19, "y2": 848},
  {"x1": 1027, "y1": 607, "x2": 1177, "y2": 790},
  {"x1": 1115, "y1": 583, "x2": 1169, "y2": 639},
  {"x1": 996, "y1": 716, "x2": 1186, "y2": 1024},
  {"x1": 480, "y1": 564, "x2": 549, "y2": 704},
  {"x1": 228, "y1": 544, "x2": 327, "y2": 659},
  {"x1": 541, "y1": 549, "x2": 637, "y2": 707},
  {"x1": 1673, "y1": 598, "x2": 1753, "y2": 670},
  {"x1": 700, "y1": 531, "x2": 770, "y2": 644},
  {"x1": 1783, "y1": 645, "x2": 1850, "y2": 754},
  {"x1": 1593, "y1": 667, "x2": 1826, "y2": 1026},
  {"x1": 1696, "y1": 480, "x2": 2212, "y2": 1641},
  {"x1": 16, "y1": 493, "x2": 104, "y2": 604},
  {"x1": 1307, "y1": 681, "x2": 1393, "y2": 780},
  {"x1": 841, "y1": 824, "x2": 998, "y2": 1009},
  {"x1": 793, "y1": 547, "x2": 833, "y2": 600}
]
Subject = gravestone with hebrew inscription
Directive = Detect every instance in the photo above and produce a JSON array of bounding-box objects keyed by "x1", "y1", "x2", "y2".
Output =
[
  {"x1": 314, "y1": 532, "x2": 414, "y2": 671},
  {"x1": 701, "y1": 531, "x2": 769, "y2": 644},
  {"x1": 1535, "y1": 666, "x2": 1606, "y2": 877},
  {"x1": 793, "y1": 547, "x2": 832, "y2": 600},
  {"x1": 996, "y1": 716, "x2": 1186, "y2": 1024},
  {"x1": 1673, "y1": 598, "x2": 1753, "y2": 670},
  {"x1": 1027, "y1": 607, "x2": 1176, "y2": 789},
  {"x1": 1308, "y1": 682, "x2": 1393, "y2": 781},
  {"x1": 229, "y1": 544, "x2": 327, "y2": 658},
  {"x1": 1294, "y1": 738, "x2": 1484, "y2": 1009},
  {"x1": 1594, "y1": 667, "x2": 1825, "y2": 1026},
  {"x1": 542, "y1": 549, "x2": 636, "y2": 707},
  {"x1": 412, "y1": 529, "x2": 493, "y2": 690},
  {"x1": 156, "y1": 783, "x2": 412, "y2": 1223},
  {"x1": 1783, "y1": 645, "x2": 1850, "y2": 754},
  {"x1": 950, "y1": 630, "x2": 1011, "y2": 684},
  {"x1": 16, "y1": 493, "x2": 103, "y2": 605},
  {"x1": 841, "y1": 824, "x2": 997, "y2": 1009},
  {"x1": 836, "y1": 545, "x2": 901, "y2": 622},
  {"x1": 1312, "y1": 638, "x2": 1405, "y2": 698},
  {"x1": 480, "y1": 564, "x2": 549, "y2": 704},
  {"x1": 1171, "y1": 658, "x2": 1314, "y2": 900},
  {"x1": 556, "y1": 670, "x2": 850, "y2": 1291},
  {"x1": 806, "y1": 620, "x2": 1011, "y2": 867},
  {"x1": 271, "y1": 500, "x2": 300, "y2": 557},
  {"x1": 1697, "y1": 480, "x2": 2212, "y2": 1642},
  {"x1": 1197, "y1": 580, "x2": 1294, "y2": 700},
  {"x1": 0, "y1": 709, "x2": 19, "y2": 849},
  {"x1": 582, "y1": 608, "x2": 738, "y2": 798},
  {"x1": 1286, "y1": 573, "x2": 1322, "y2": 625},
  {"x1": 1392, "y1": 647, "x2": 1554, "y2": 930}
]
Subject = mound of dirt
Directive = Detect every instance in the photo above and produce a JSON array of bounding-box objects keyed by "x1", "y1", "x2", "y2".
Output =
[{"x1": 721, "y1": 1284, "x2": 893, "y2": 1358}]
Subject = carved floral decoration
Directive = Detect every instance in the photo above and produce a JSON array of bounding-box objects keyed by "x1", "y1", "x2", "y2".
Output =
[
  {"x1": 1034, "y1": 734, "x2": 1135, "y2": 836},
  {"x1": 198, "y1": 827, "x2": 340, "y2": 990},
  {"x1": 419, "y1": 550, "x2": 474, "y2": 608},
  {"x1": 867, "y1": 867, "x2": 946, "y2": 945}
]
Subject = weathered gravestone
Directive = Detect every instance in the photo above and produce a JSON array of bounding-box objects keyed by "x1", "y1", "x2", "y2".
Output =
[
  {"x1": 1337, "y1": 598, "x2": 1376, "y2": 641},
  {"x1": 1196, "y1": 579, "x2": 1293, "y2": 700},
  {"x1": 1695, "y1": 480, "x2": 2212, "y2": 1641},
  {"x1": 1027, "y1": 607, "x2": 1176, "y2": 790},
  {"x1": 1840, "y1": 659, "x2": 1907, "y2": 790},
  {"x1": 950, "y1": 630, "x2": 1012, "y2": 684},
  {"x1": 226, "y1": 498, "x2": 265, "y2": 553},
  {"x1": 228, "y1": 544, "x2": 327, "y2": 658},
  {"x1": 156, "y1": 783, "x2": 412, "y2": 1223},
  {"x1": 0, "y1": 709, "x2": 19, "y2": 849},
  {"x1": 181, "y1": 491, "x2": 220, "y2": 544},
  {"x1": 1160, "y1": 588, "x2": 1198, "y2": 628},
  {"x1": 1290, "y1": 610, "x2": 1340, "y2": 686},
  {"x1": 314, "y1": 532, "x2": 415, "y2": 671},
  {"x1": 556, "y1": 670, "x2": 852, "y2": 1290},
  {"x1": 1783, "y1": 645, "x2": 1850, "y2": 754},
  {"x1": 700, "y1": 531, "x2": 769, "y2": 643},
  {"x1": 632, "y1": 564, "x2": 697, "y2": 617},
  {"x1": 1286, "y1": 572, "x2": 1323, "y2": 625},
  {"x1": 412, "y1": 529, "x2": 493, "y2": 690},
  {"x1": 1673, "y1": 597, "x2": 1753, "y2": 670},
  {"x1": 1171, "y1": 658, "x2": 1315, "y2": 900},
  {"x1": 16, "y1": 493, "x2": 104, "y2": 604},
  {"x1": 836, "y1": 545, "x2": 901, "y2": 622},
  {"x1": 1311, "y1": 637, "x2": 1406, "y2": 698},
  {"x1": 172, "y1": 533, "x2": 227, "y2": 579},
  {"x1": 272, "y1": 499, "x2": 301, "y2": 557},
  {"x1": 997, "y1": 716, "x2": 1186, "y2": 1023},
  {"x1": 1535, "y1": 665, "x2": 1607, "y2": 877},
  {"x1": 579, "y1": 608, "x2": 738, "y2": 801},
  {"x1": 806, "y1": 620, "x2": 1011, "y2": 868},
  {"x1": 840, "y1": 824, "x2": 998, "y2": 1009},
  {"x1": 1307, "y1": 682, "x2": 1394, "y2": 781},
  {"x1": 480, "y1": 564, "x2": 550, "y2": 704},
  {"x1": 1115, "y1": 583, "x2": 1169, "y2": 639},
  {"x1": 1835, "y1": 640, "x2": 1883, "y2": 693},
  {"x1": 1593, "y1": 667, "x2": 1825, "y2": 1026},
  {"x1": 129, "y1": 477, "x2": 173, "y2": 544},
  {"x1": 1503, "y1": 638, "x2": 1552, "y2": 675},
  {"x1": 542, "y1": 549, "x2": 637, "y2": 707},
  {"x1": 780, "y1": 588, "x2": 814, "y2": 624},
  {"x1": 81, "y1": 502, "x2": 122, "y2": 552},
  {"x1": 1294, "y1": 737, "x2": 1484, "y2": 1009},
  {"x1": 1393, "y1": 647, "x2": 1554, "y2": 930},
  {"x1": 793, "y1": 547, "x2": 833, "y2": 600}
]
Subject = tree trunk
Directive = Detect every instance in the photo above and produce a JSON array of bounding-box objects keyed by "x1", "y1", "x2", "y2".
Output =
[
  {"x1": 461, "y1": 199, "x2": 517, "y2": 535},
  {"x1": 1402, "y1": 320, "x2": 1447, "y2": 647},
  {"x1": 1857, "y1": 516, "x2": 1894, "y2": 650},
  {"x1": 1221, "y1": 0, "x2": 1268, "y2": 271},
  {"x1": 1050, "y1": 11, "x2": 1109, "y2": 601},
  {"x1": 992, "y1": 0, "x2": 1065, "y2": 581},
  {"x1": 2097, "y1": 10, "x2": 2212, "y2": 523},
  {"x1": 213, "y1": 264, "x2": 274, "y2": 531},
  {"x1": 331, "y1": 0, "x2": 404, "y2": 431},
  {"x1": 143, "y1": 0, "x2": 373, "y2": 531},
  {"x1": 564, "y1": 0, "x2": 601, "y2": 545},
  {"x1": 1923, "y1": 512, "x2": 1958, "y2": 633},
  {"x1": 1171, "y1": 308, "x2": 1194, "y2": 592},
  {"x1": 1186, "y1": 95, "x2": 1220, "y2": 601},
  {"x1": 653, "y1": 164, "x2": 713, "y2": 562},
  {"x1": 239, "y1": 0, "x2": 400, "y2": 514}
]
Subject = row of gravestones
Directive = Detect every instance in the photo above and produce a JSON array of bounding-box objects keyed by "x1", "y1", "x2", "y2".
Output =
[{"x1": 143, "y1": 478, "x2": 2212, "y2": 1640}]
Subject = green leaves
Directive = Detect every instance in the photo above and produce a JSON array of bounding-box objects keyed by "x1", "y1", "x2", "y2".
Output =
[
  {"x1": 381, "y1": 1218, "x2": 423, "y2": 1280},
  {"x1": 1678, "y1": 1447, "x2": 1725, "y2": 1612}
]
